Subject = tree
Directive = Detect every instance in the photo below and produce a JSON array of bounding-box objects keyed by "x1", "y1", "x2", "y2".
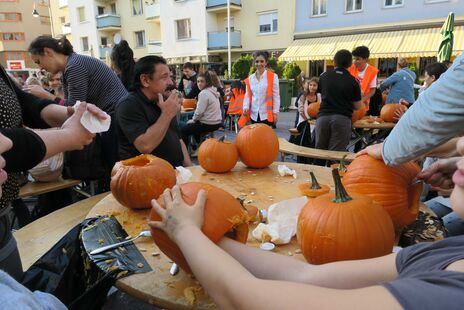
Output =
[
  {"x1": 231, "y1": 55, "x2": 253, "y2": 80},
  {"x1": 283, "y1": 62, "x2": 302, "y2": 80}
]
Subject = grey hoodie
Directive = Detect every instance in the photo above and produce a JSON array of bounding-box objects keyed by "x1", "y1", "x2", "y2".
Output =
[{"x1": 192, "y1": 86, "x2": 223, "y2": 125}]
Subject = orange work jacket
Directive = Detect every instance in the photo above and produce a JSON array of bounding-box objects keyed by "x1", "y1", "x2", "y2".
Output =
[
  {"x1": 349, "y1": 64, "x2": 379, "y2": 110},
  {"x1": 238, "y1": 71, "x2": 274, "y2": 128},
  {"x1": 227, "y1": 88, "x2": 244, "y2": 115}
]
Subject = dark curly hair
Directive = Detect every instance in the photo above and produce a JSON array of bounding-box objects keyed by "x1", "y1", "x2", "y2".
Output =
[{"x1": 111, "y1": 40, "x2": 135, "y2": 91}]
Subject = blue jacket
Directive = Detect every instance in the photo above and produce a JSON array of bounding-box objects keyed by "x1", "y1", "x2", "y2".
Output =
[
  {"x1": 382, "y1": 54, "x2": 464, "y2": 166},
  {"x1": 379, "y1": 68, "x2": 416, "y2": 104}
]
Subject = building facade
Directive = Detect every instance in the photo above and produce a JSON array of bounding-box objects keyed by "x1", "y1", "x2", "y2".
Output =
[
  {"x1": 0, "y1": 0, "x2": 52, "y2": 73},
  {"x1": 282, "y1": 0, "x2": 464, "y2": 77}
]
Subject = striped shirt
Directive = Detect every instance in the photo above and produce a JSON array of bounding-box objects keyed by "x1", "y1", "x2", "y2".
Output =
[{"x1": 63, "y1": 53, "x2": 128, "y2": 114}]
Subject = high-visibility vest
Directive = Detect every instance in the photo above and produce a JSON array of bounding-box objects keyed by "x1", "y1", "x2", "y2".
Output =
[
  {"x1": 349, "y1": 64, "x2": 379, "y2": 110},
  {"x1": 238, "y1": 70, "x2": 275, "y2": 128},
  {"x1": 227, "y1": 88, "x2": 244, "y2": 115}
]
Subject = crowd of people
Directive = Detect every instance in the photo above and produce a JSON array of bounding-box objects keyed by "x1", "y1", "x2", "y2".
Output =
[{"x1": 1, "y1": 32, "x2": 464, "y2": 308}]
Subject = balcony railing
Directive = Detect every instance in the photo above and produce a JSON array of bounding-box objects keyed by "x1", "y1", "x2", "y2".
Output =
[
  {"x1": 99, "y1": 46, "x2": 113, "y2": 59},
  {"x1": 208, "y1": 31, "x2": 241, "y2": 50},
  {"x1": 206, "y1": 0, "x2": 241, "y2": 11},
  {"x1": 147, "y1": 40, "x2": 162, "y2": 54},
  {"x1": 96, "y1": 14, "x2": 121, "y2": 30},
  {"x1": 58, "y1": 0, "x2": 68, "y2": 8},
  {"x1": 145, "y1": 2, "x2": 160, "y2": 20}
]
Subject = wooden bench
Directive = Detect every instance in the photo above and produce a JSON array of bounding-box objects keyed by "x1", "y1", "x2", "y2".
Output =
[
  {"x1": 14, "y1": 192, "x2": 109, "y2": 270},
  {"x1": 288, "y1": 128, "x2": 300, "y2": 136},
  {"x1": 19, "y1": 179, "x2": 83, "y2": 199},
  {"x1": 278, "y1": 137, "x2": 355, "y2": 162}
]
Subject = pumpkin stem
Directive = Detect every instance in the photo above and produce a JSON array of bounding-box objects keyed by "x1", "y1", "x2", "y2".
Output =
[
  {"x1": 310, "y1": 172, "x2": 322, "y2": 190},
  {"x1": 339, "y1": 155, "x2": 347, "y2": 172},
  {"x1": 218, "y1": 136, "x2": 226, "y2": 143},
  {"x1": 332, "y1": 169, "x2": 352, "y2": 203}
]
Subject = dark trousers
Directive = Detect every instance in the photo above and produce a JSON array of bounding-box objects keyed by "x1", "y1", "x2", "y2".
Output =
[
  {"x1": 0, "y1": 213, "x2": 23, "y2": 281},
  {"x1": 251, "y1": 114, "x2": 275, "y2": 127},
  {"x1": 181, "y1": 122, "x2": 222, "y2": 147},
  {"x1": 314, "y1": 114, "x2": 352, "y2": 166}
]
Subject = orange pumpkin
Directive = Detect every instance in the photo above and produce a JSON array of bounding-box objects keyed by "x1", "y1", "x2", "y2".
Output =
[
  {"x1": 235, "y1": 124, "x2": 279, "y2": 169},
  {"x1": 380, "y1": 104, "x2": 408, "y2": 123},
  {"x1": 198, "y1": 136, "x2": 238, "y2": 173},
  {"x1": 297, "y1": 169, "x2": 395, "y2": 265},
  {"x1": 182, "y1": 99, "x2": 197, "y2": 109},
  {"x1": 329, "y1": 154, "x2": 348, "y2": 177},
  {"x1": 352, "y1": 104, "x2": 366, "y2": 123},
  {"x1": 298, "y1": 172, "x2": 330, "y2": 198},
  {"x1": 111, "y1": 154, "x2": 176, "y2": 209},
  {"x1": 342, "y1": 155, "x2": 422, "y2": 228},
  {"x1": 149, "y1": 182, "x2": 249, "y2": 272},
  {"x1": 307, "y1": 102, "x2": 320, "y2": 119}
]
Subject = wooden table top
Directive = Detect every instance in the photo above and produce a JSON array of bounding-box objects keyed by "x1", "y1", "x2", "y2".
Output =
[
  {"x1": 307, "y1": 118, "x2": 395, "y2": 129},
  {"x1": 87, "y1": 162, "x2": 329, "y2": 309},
  {"x1": 19, "y1": 179, "x2": 82, "y2": 198},
  {"x1": 15, "y1": 193, "x2": 109, "y2": 270}
]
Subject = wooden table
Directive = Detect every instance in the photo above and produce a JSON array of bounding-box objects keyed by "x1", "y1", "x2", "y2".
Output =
[
  {"x1": 19, "y1": 179, "x2": 82, "y2": 199},
  {"x1": 87, "y1": 162, "x2": 330, "y2": 309},
  {"x1": 15, "y1": 193, "x2": 108, "y2": 270}
]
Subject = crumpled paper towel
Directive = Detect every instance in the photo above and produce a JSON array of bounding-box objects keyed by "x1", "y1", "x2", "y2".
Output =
[
  {"x1": 252, "y1": 196, "x2": 308, "y2": 244},
  {"x1": 176, "y1": 166, "x2": 192, "y2": 184},
  {"x1": 75, "y1": 100, "x2": 111, "y2": 133},
  {"x1": 277, "y1": 164, "x2": 297, "y2": 179}
]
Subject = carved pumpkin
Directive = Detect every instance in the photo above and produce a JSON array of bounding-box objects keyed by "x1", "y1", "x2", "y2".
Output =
[
  {"x1": 235, "y1": 124, "x2": 279, "y2": 169},
  {"x1": 307, "y1": 102, "x2": 320, "y2": 119},
  {"x1": 182, "y1": 99, "x2": 197, "y2": 109},
  {"x1": 198, "y1": 136, "x2": 238, "y2": 173},
  {"x1": 352, "y1": 104, "x2": 367, "y2": 123},
  {"x1": 111, "y1": 154, "x2": 176, "y2": 209},
  {"x1": 298, "y1": 172, "x2": 330, "y2": 198},
  {"x1": 342, "y1": 155, "x2": 422, "y2": 228},
  {"x1": 149, "y1": 182, "x2": 249, "y2": 272},
  {"x1": 297, "y1": 169, "x2": 395, "y2": 265},
  {"x1": 380, "y1": 104, "x2": 407, "y2": 123}
]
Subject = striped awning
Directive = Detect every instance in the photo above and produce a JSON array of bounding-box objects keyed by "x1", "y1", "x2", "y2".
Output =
[{"x1": 280, "y1": 26, "x2": 464, "y2": 61}]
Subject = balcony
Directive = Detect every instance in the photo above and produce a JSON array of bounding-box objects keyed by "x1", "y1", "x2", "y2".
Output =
[
  {"x1": 61, "y1": 23, "x2": 71, "y2": 35},
  {"x1": 145, "y1": 2, "x2": 160, "y2": 20},
  {"x1": 147, "y1": 40, "x2": 162, "y2": 54},
  {"x1": 58, "y1": 0, "x2": 68, "y2": 8},
  {"x1": 99, "y1": 46, "x2": 113, "y2": 59},
  {"x1": 207, "y1": 31, "x2": 241, "y2": 50},
  {"x1": 96, "y1": 14, "x2": 121, "y2": 31},
  {"x1": 206, "y1": 0, "x2": 241, "y2": 13}
]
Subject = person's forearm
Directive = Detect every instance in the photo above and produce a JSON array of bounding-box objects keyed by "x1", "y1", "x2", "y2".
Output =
[
  {"x1": 363, "y1": 88, "x2": 376, "y2": 101},
  {"x1": 32, "y1": 128, "x2": 76, "y2": 159},
  {"x1": 175, "y1": 227, "x2": 256, "y2": 309},
  {"x1": 39, "y1": 104, "x2": 69, "y2": 127},
  {"x1": 425, "y1": 137, "x2": 460, "y2": 158},
  {"x1": 134, "y1": 115, "x2": 172, "y2": 154},
  {"x1": 180, "y1": 140, "x2": 192, "y2": 167}
]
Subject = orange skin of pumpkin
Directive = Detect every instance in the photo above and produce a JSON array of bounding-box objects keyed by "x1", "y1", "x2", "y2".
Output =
[
  {"x1": 149, "y1": 182, "x2": 249, "y2": 273},
  {"x1": 351, "y1": 104, "x2": 367, "y2": 123},
  {"x1": 110, "y1": 154, "x2": 176, "y2": 209},
  {"x1": 307, "y1": 102, "x2": 320, "y2": 119},
  {"x1": 342, "y1": 155, "x2": 422, "y2": 228},
  {"x1": 182, "y1": 99, "x2": 197, "y2": 109},
  {"x1": 297, "y1": 191, "x2": 395, "y2": 265},
  {"x1": 298, "y1": 183, "x2": 330, "y2": 198},
  {"x1": 380, "y1": 104, "x2": 408, "y2": 123},
  {"x1": 198, "y1": 138, "x2": 238, "y2": 173},
  {"x1": 235, "y1": 124, "x2": 279, "y2": 169}
]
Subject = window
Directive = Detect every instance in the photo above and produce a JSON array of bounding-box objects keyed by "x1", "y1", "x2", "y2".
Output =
[
  {"x1": 4, "y1": 52, "x2": 30, "y2": 60},
  {"x1": 131, "y1": 0, "x2": 143, "y2": 15},
  {"x1": 176, "y1": 19, "x2": 191, "y2": 40},
  {"x1": 81, "y1": 37, "x2": 89, "y2": 51},
  {"x1": 383, "y1": 0, "x2": 403, "y2": 7},
  {"x1": 110, "y1": 3, "x2": 117, "y2": 14},
  {"x1": 346, "y1": 0, "x2": 362, "y2": 12},
  {"x1": 38, "y1": 0, "x2": 49, "y2": 5},
  {"x1": 425, "y1": 0, "x2": 449, "y2": 3},
  {"x1": 101, "y1": 37, "x2": 108, "y2": 47},
  {"x1": 60, "y1": 16, "x2": 65, "y2": 24},
  {"x1": 309, "y1": 60, "x2": 324, "y2": 77},
  {"x1": 77, "y1": 7, "x2": 86, "y2": 22},
  {"x1": 40, "y1": 15, "x2": 50, "y2": 24},
  {"x1": 419, "y1": 57, "x2": 437, "y2": 76},
  {"x1": 224, "y1": 17, "x2": 235, "y2": 32},
  {"x1": 97, "y1": 6, "x2": 105, "y2": 15},
  {"x1": 378, "y1": 58, "x2": 397, "y2": 77},
  {"x1": 135, "y1": 30, "x2": 146, "y2": 47},
  {"x1": 258, "y1": 11, "x2": 278, "y2": 34},
  {"x1": 0, "y1": 32, "x2": 24, "y2": 41},
  {"x1": 312, "y1": 0, "x2": 327, "y2": 16},
  {"x1": 0, "y1": 12, "x2": 22, "y2": 22}
]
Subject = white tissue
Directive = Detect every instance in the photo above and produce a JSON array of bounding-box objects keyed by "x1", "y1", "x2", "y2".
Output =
[
  {"x1": 252, "y1": 196, "x2": 308, "y2": 244},
  {"x1": 277, "y1": 164, "x2": 297, "y2": 179},
  {"x1": 75, "y1": 100, "x2": 111, "y2": 133},
  {"x1": 176, "y1": 166, "x2": 192, "y2": 184}
]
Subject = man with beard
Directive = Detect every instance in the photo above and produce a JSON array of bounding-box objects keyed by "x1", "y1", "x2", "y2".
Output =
[{"x1": 116, "y1": 56, "x2": 191, "y2": 167}]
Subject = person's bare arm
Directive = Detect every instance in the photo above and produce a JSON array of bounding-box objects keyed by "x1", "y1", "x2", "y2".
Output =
[
  {"x1": 425, "y1": 137, "x2": 460, "y2": 158},
  {"x1": 362, "y1": 87, "x2": 376, "y2": 103},
  {"x1": 133, "y1": 92, "x2": 181, "y2": 154},
  {"x1": 180, "y1": 139, "x2": 192, "y2": 167}
]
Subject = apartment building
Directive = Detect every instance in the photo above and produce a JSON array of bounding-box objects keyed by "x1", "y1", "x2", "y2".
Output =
[
  {"x1": 0, "y1": 0, "x2": 52, "y2": 73},
  {"x1": 281, "y1": 0, "x2": 464, "y2": 77}
]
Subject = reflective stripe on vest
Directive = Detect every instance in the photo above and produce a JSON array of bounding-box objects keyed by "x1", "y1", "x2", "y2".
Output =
[{"x1": 238, "y1": 71, "x2": 275, "y2": 128}]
